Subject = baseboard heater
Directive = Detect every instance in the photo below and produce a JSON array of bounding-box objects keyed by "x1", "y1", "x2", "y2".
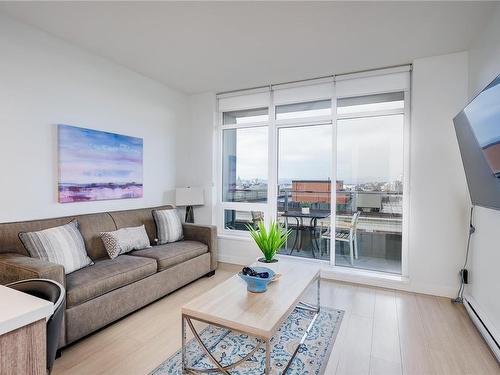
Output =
[{"x1": 464, "y1": 296, "x2": 500, "y2": 362}]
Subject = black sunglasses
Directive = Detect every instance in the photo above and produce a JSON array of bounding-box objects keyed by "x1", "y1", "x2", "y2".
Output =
[{"x1": 242, "y1": 267, "x2": 269, "y2": 279}]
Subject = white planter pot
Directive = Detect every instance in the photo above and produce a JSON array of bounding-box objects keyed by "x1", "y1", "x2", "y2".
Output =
[{"x1": 256, "y1": 255, "x2": 281, "y2": 273}]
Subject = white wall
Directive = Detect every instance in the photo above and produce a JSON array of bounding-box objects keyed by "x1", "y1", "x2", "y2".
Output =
[
  {"x1": 0, "y1": 14, "x2": 188, "y2": 222},
  {"x1": 468, "y1": 4, "x2": 500, "y2": 99},
  {"x1": 409, "y1": 52, "x2": 469, "y2": 297},
  {"x1": 466, "y1": 4, "x2": 500, "y2": 343},
  {"x1": 176, "y1": 92, "x2": 216, "y2": 224}
]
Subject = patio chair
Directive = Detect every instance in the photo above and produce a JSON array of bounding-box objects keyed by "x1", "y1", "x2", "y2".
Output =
[
  {"x1": 318, "y1": 217, "x2": 331, "y2": 257},
  {"x1": 225, "y1": 211, "x2": 262, "y2": 230},
  {"x1": 320, "y1": 211, "x2": 361, "y2": 264},
  {"x1": 250, "y1": 211, "x2": 264, "y2": 229}
]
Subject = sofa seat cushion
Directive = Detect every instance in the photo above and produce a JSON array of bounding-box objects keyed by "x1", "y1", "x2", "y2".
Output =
[
  {"x1": 130, "y1": 241, "x2": 208, "y2": 272},
  {"x1": 66, "y1": 255, "x2": 157, "y2": 308}
]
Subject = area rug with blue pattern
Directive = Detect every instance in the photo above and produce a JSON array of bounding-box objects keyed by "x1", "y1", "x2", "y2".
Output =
[{"x1": 150, "y1": 306, "x2": 344, "y2": 375}]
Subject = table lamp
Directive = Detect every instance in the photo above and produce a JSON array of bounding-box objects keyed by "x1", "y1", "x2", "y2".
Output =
[{"x1": 175, "y1": 187, "x2": 204, "y2": 223}]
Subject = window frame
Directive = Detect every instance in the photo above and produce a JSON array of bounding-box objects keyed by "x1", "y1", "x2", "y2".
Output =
[
  {"x1": 217, "y1": 106, "x2": 271, "y2": 237},
  {"x1": 215, "y1": 68, "x2": 411, "y2": 278},
  {"x1": 217, "y1": 98, "x2": 335, "y2": 237}
]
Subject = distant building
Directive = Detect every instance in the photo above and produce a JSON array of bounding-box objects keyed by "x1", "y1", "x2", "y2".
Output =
[{"x1": 291, "y1": 180, "x2": 349, "y2": 204}]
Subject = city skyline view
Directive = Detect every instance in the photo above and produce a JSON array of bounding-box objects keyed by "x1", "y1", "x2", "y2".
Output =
[{"x1": 230, "y1": 115, "x2": 404, "y2": 185}]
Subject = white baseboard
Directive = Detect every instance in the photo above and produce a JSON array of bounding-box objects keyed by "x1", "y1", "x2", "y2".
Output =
[
  {"x1": 218, "y1": 251, "x2": 457, "y2": 298},
  {"x1": 464, "y1": 294, "x2": 500, "y2": 362},
  {"x1": 218, "y1": 253, "x2": 250, "y2": 266},
  {"x1": 320, "y1": 267, "x2": 457, "y2": 298}
]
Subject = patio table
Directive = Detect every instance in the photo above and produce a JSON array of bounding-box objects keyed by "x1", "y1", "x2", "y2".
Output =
[{"x1": 280, "y1": 210, "x2": 330, "y2": 258}]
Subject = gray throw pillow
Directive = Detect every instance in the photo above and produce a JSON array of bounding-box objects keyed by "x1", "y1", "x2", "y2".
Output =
[
  {"x1": 19, "y1": 220, "x2": 93, "y2": 274},
  {"x1": 100, "y1": 225, "x2": 151, "y2": 259},
  {"x1": 153, "y1": 209, "x2": 183, "y2": 244}
]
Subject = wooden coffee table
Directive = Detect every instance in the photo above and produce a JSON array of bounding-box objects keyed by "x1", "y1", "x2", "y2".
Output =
[{"x1": 181, "y1": 261, "x2": 321, "y2": 374}]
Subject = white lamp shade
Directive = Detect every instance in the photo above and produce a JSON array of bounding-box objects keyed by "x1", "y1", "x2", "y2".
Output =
[{"x1": 175, "y1": 187, "x2": 204, "y2": 207}]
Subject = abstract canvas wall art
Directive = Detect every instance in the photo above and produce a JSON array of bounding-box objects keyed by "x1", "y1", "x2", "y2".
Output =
[{"x1": 58, "y1": 125, "x2": 143, "y2": 203}]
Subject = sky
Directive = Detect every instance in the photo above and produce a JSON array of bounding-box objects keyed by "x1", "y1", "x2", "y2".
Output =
[
  {"x1": 337, "y1": 115, "x2": 404, "y2": 184},
  {"x1": 229, "y1": 115, "x2": 404, "y2": 185},
  {"x1": 278, "y1": 124, "x2": 331, "y2": 181},
  {"x1": 58, "y1": 124, "x2": 143, "y2": 185}
]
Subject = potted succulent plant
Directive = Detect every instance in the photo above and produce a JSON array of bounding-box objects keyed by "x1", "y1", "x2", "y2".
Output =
[{"x1": 246, "y1": 220, "x2": 291, "y2": 263}]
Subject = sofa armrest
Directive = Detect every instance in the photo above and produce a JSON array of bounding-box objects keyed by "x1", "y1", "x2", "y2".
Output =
[
  {"x1": 182, "y1": 224, "x2": 218, "y2": 271},
  {"x1": 0, "y1": 253, "x2": 65, "y2": 287}
]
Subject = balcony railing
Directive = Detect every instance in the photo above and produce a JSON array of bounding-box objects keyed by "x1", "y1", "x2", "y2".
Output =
[
  {"x1": 223, "y1": 187, "x2": 268, "y2": 203},
  {"x1": 223, "y1": 187, "x2": 403, "y2": 273},
  {"x1": 275, "y1": 188, "x2": 402, "y2": 274}
]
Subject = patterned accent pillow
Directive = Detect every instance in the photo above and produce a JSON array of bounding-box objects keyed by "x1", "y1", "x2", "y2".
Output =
[
  {"x1": 153, "y1": 209, "x2": 183, "y2": 244},
  {"x1": 19, "y1": 220, "x2": 93, "y2": 275},
  {"x1": 100, "y1": 225, "x2": 151, "y2": 259}
]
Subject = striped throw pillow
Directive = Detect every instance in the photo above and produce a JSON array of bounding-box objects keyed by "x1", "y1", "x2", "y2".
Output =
[
  {"x1": 153, "y1": 209, "x2": 183, "y2": 244},
  {"x1": 100, "y1": 225, "x2": 151, "y2": 259},
  {"x1": 19, "y1": 220, "x2": 93, "y2": 274}
]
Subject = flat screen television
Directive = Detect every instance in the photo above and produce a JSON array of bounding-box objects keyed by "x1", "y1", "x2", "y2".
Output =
[{"x1": 454, "y1": 74, "x2": 500, "y2": 210}]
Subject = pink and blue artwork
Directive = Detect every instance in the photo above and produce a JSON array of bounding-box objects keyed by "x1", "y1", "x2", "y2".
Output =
[{"x1": 58, "y1": 124, "x2": 143, "y2": 203}]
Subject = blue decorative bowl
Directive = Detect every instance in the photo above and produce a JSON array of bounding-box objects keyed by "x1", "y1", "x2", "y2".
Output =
[{"x1": 238, "y1": 267, "x2": 275, "y2": 293}]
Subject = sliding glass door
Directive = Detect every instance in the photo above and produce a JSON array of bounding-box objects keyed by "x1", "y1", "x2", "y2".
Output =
[
  {"x1": 216, "y1": 68, "x2": 410, "y2": 276},
  {"x1": 333, "y1": 93, "x2": 405, "y2": 274}
]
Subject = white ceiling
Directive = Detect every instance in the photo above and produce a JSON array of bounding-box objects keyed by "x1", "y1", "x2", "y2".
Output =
[{"x1": 0, "y1": 1, "x2": 496, "y2": 94}]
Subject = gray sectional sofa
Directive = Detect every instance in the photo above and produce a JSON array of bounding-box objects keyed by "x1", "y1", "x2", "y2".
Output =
[{"x1": 0, "y1": 205, "x2": 217, "y2": 348}]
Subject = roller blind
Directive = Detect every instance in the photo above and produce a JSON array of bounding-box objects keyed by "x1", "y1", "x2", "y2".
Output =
[
  {"x1": 336, "y1": 66, "x2": 410, "y2": 98},
  {"x1": 217, "y1": 89, "x2": 269, "y2": 112},
  {"x1": 273, "y1": 78, "x2": 334, "y2": 105},
  {"x1": 217, "y1": 65, "x2": 411, "y2": 113}
]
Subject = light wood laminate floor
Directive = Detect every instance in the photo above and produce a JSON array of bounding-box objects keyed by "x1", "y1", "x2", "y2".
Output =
[{"x1": 53, "y1": 263, "x2": 499, "y2": 375}]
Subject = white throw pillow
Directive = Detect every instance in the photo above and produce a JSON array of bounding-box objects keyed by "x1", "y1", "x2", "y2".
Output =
[
  {"x1": 19, "y1": 220, "x2": 93, "y2": 274},
  {"x1": 152, "y1": 209, "x2": 183, "y2": 244},
  {"x1": 100, "y1": 225, "x2": 151, "y2": 259}
]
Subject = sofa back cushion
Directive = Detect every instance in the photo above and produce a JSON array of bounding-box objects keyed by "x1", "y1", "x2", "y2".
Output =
[
  {"x1": 108, "y1": 205, "x2": 173, "y2": 244},
  {"x1": 75, "y1": 213, "x2": 117, "y2": 260}
]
